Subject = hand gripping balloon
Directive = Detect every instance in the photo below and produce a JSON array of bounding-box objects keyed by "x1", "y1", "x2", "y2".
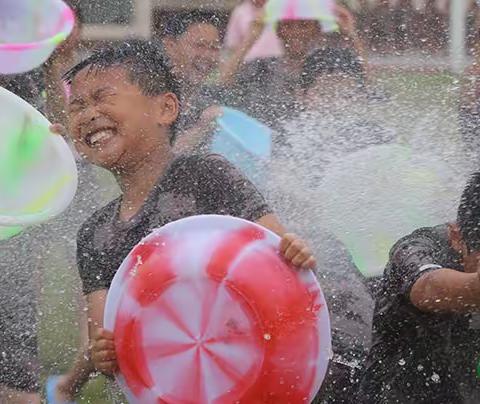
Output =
[
  {"x1": 0, "y1": 0, "x2": 75, "y2": 74},
  {"x1": 104, "y1": 215, "x2": 331, "y2": 404}
]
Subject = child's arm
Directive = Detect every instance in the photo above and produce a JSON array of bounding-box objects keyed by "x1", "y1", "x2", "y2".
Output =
[
  {"x1": 87, "y1": 290, "x2": 118, "y2": 376},
  {"x1": 54, "y1": 294, "x2": 95, "y2": 400},
  {"x1": 256, "y1": 214, "x2": 317, "y2": 270},
  {"x1": 219, "y1": 10, "x2": 265, "y2": 86}
]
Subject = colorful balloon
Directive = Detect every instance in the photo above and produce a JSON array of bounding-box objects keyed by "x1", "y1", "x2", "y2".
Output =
[
  {"x1": 104, "y1": 215, "x2": 331, "y2": 404},
  {"x1": 0, "y1": 86, "x2": 78, "y2": 234},
  {"x1": 212, "y1": 107, "x2": 271, "y2": 184},
  {"x1": 0, "y1": 0, "x2": 75, "y2": 74},
  {"x1": 264, "y1": 0, "x2": 338, "y2": 32}
]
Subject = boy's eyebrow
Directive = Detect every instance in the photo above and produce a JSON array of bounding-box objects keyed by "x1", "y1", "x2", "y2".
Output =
[
  {"x1": 68, "y1": 95, "x2": 84, "y2": 106},
  {"x1": 68, "y1": 86, "x2": 116, "y2": 106},
  {"x1": 94, "y1": 86, "x2": 116, "y2": 96}
]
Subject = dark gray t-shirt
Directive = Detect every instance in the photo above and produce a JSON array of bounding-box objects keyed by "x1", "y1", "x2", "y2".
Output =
[
  {"x1": 359, "y1": 224, "x2": 480, "y2": 404},
  {"x1": 77, "y1": 154, "x2": 271, "y2": 295}
]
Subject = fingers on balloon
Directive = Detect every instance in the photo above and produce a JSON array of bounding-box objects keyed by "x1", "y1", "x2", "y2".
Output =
[
  {"x1": 280, "y1": 233, "x2": 316, "y2": 269},
  {"x1": 95, "y1": 349, "x2": 117, "y2": 363},
  {"x1": 292, "y1": 247, "x2": 316, "y2": 269},
  {"x1": 96, "y1": 361, "x2": 118, "y2": 375}
]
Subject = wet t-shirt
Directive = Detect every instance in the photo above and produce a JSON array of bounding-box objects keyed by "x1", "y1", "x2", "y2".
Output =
[
  {"x1": 77, "y1": 154, "x2": 271, "y2": 295},
  {"x1": 359, "y1": 224, "x2": 480, "y2": 404}
]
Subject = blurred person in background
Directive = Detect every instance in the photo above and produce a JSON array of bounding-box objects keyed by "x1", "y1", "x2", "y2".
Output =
[
  {"x1": 225, "y1": 3, "x2": 365, "y2": 126},
  {"x1": 161, "y1": 11, "x2": 233, "y2": 133},
  {"x1": 162, "y1": 11, "x2": 222, "y2": 94},
  {"x1": 294, "y1": 46, "x2": 393, "y2": 156},
  {"x1": 224, "y1": 0, "x2": 284, "y2": 62}
]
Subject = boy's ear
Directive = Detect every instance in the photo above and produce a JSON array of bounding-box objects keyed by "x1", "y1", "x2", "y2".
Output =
[
  {"x1": 152, "y1": 92, "x2": 180, "y2": 127},
  {"x1": 449, "y1": 223, "x2": 466, "y2": 254}
]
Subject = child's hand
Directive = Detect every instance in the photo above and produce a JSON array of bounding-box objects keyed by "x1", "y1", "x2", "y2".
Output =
[
  {"x1": 91, "y1": 329, "x2": 118, "y2": 376},
  {"x1": 49, "y1": 123, "x2": 67, "y2": 137},
  {"x1": 279, "y1": 233, "x2": 317, "y2": 270}
]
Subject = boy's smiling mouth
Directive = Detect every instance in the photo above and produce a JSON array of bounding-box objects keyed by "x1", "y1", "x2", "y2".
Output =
[{"x1": 83, "y1": 126, "x2": 117, "y2": 148}]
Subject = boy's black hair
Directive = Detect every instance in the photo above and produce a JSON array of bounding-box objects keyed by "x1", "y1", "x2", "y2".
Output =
[
  {"x1": 458, "y1": 172, "x2": 480, "y2": 252},
  {"x1": 63, "y1": 40, "x2": 181, "y2": 144},
  {"x1": 162, "y1": 10, "x2": 221, "y2": 38},
  {"x1": 301, "y1": 47, "x2": 365, "y2": 90}
]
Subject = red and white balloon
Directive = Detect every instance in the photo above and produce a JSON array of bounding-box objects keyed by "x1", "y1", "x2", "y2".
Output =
[{"x1": 104, "y1": 215, "x2": 331, "y2": 403}]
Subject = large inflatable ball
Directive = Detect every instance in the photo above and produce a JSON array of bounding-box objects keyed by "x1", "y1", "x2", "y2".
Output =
[
  {"x1": 105, "y1": 215, "x2": 331, "y2": 403},
  {"x1": 0, "y1": 86, "x2": 78, "y2": 239},
  {"x1": 0, "y1": 0, "x2": 75, "y2": 74}
]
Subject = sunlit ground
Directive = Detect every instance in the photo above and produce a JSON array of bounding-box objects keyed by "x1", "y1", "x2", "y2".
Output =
[{"x1": 37, "y1": 71, "x2": 461, "y2": 403}]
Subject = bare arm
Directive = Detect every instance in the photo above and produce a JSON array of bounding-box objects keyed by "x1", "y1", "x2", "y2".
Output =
[
  {"x1": 87, "y1": 289, "x2": 108, "y2": 340},
  {"x1": 54, "y1": 290, "x2": 105, "y2": 398},
  {"x1": 335, "y1": 5, "x2": 370, "y2": 80},
  {"x1": 174, "y1": 106, "x2": 222, "y2": 154},
  {"x1": 219, "y1": 11, "x2": 265, "y2": 86},
  {"x1": 256, "y1": 213, "x2": 287, "y2": 237},
  {"x1": 410, "y1": 269, "x2": 480, "y2": 313},
  {"x1": 257, "y1": 214, "x2": 316, "y2": 269}
]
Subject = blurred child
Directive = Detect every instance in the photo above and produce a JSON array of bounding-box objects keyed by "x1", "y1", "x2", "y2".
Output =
[{"x1": 224, "y1": 0, "x2": 284, "y2": 62}]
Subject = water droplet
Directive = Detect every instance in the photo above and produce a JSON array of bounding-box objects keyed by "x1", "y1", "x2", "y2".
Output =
[{"x1": 398, "y1": 358, "x2": 406, "y2": 366}]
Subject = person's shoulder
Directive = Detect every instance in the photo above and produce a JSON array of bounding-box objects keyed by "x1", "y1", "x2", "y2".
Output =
[
  {"x1": 174, "y1": 153, "x2": 231, "y2": 171},
  {"x1": 77, "y1": 198, "x2": 120, "y2": 241},
  {"x1": 387, "y1": 224, "x2": 448, "y2": 267},
  {"x1": 393, "y1": 225, "x2": 447, "y2": 251},
  {"x1": 165, "y1": 154, "x2": 230, "y2": 184}
]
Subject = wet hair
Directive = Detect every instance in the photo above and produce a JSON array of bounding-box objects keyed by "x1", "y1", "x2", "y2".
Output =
[
  {"x1": 457, "y1": 172, "x2": 480, "y2": 252},
  {"x1": 63, "y1": 40, "x2": 181, "y2": 144},
  {"x1": 301, "y1": 47, "x2": 365, "y2": 90},
  {"x1": 162, "y1": 10, "x2": 221, "y2": 38}
]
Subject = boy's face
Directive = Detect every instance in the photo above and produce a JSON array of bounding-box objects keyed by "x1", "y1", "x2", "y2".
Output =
[
  {"x1": 167, "y1": 23, "x2": 221, "y2": 87},
  {"x1": 67, "y1": 67, "x2": 177, "y2": 171},
  {"x1": 449, "y1": 223, "x2": 480, "y2": 274},
  {"x1": 277, "y1": 20, "x2": 320, "y2": 60}
]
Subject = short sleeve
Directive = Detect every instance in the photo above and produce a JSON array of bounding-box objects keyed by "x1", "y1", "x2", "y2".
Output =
[
  {"x1": 76, "y1": 219, "x2": 110, "y2": 295},
  {"x1": 192, "y1": 155, "x2": 272, "y2": 222},
  {"x1": 388, "y1": 235, "x2": 444, "y2": 298}
]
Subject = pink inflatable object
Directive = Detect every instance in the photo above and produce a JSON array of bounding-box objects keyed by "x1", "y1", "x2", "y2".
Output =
[
  {"x1": 265, "y1": 0, "x2": 338, "y2": 32},
  {"x1": 104, "y1": 215, "x2": 331, "y2": 404},
  {"x1": 0, "y1": 0, "x2": 75, "y2": 74}
]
